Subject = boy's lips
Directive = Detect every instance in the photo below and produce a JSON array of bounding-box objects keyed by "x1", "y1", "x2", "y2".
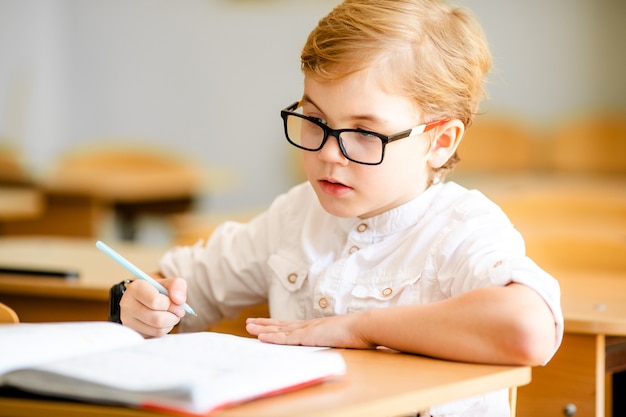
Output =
[{"x1": 317, "y1": 178, "x2": 352, "y2": 196}]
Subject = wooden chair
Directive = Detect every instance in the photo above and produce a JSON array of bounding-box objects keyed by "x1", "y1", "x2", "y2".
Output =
[
  {"x1": 549, "y1": 112, "x2": 626, "y2": 175},
  {"x1": 0, "y1": 302, "x2": 19, "y2": 323}
]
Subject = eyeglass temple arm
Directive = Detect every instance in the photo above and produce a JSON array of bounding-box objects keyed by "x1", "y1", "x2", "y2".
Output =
[{"x1": 409, "y1": 119, "x2": 449, "y2": 137}]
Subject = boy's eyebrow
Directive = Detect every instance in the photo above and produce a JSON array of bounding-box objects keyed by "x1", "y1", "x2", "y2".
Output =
[
  {"x1": 301, "y1": 95, "x2": 322, "y2": 112},
  {"x1": 301, "y1": 94, "x2": 389, "y2": 126}
]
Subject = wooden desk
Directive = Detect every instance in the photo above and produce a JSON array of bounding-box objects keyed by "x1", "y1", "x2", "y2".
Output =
[
  {"x1": 0, "y1": 237, "x2": 165, "y2": 322},
  {"x1": 0, "y1": 347, "x2": 530, "y2": 417},
  {"x1": 452, "y1": 173, "x2": 626, "y2": 202},
  {"x1": 1, "y1": 151, "x2": 207, "y2": 240},
  {"x1": 517, "y1": 270, "x2": 626, "y2": 417}
]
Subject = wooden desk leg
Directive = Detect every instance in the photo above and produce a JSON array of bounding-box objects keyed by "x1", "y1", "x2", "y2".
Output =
[
  {"x1": 517, "y1": 333, "x2": 605, "y2": 417},
  {"x1": 597, "y1": 334, "x2": 607, "y2": 417},
  {"x1": 605, "y1": 337, "x2": 626, "y2": 416}
]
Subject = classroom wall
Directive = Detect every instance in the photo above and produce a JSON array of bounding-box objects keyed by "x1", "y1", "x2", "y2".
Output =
[{"x1": 1, "y1": 0, "x2": 625, "y2": 213}]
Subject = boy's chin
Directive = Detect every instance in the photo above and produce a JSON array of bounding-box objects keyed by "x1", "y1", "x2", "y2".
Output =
[{"x1": 318, "y1": 199, "x2": 380, "y2": 219}]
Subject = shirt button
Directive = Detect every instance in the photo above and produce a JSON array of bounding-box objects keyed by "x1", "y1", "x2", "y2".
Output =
[
  {"x1": 318, "y1": 297, "x2": 329, "y2": 309},
  {"x1": 349, "y1": 245, "x2": 360, "y2": 254},
  {"x1": 287, "y1": 273, "x2": 298, "y2": 284},
  {"x1": 382, "y1": 287, "x2": 393, "y2": 297},
  {"x1": 357, "y1": 223, "x2": 368, "y2": 232}
]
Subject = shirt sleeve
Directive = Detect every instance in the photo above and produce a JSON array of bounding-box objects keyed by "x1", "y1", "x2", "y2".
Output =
[
  {"x1": 434, "y1": 191, "x2": 564, "y2": 363},
  {"x1": 158, "y1": 212, "x2": 274, "y2": 332}
]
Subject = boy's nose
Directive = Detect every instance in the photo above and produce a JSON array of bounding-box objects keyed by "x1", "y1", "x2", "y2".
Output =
[{"x1": 318, "y1": 135, "x2": 349, "y2": 164}]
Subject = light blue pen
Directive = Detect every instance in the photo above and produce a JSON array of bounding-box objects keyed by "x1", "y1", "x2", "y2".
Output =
[{"x1": 96, "y1": 240, "x2": 196, "y2": 316}]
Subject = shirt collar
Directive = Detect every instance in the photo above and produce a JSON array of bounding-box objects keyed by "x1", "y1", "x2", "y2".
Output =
[{"x1": 337, "y1": 182, "x2": 445, "y2": 237}]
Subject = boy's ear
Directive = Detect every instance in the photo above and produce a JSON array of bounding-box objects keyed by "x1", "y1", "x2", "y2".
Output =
[{"x1": 428, "y1": 119, "x2": 464, "y2": 169}]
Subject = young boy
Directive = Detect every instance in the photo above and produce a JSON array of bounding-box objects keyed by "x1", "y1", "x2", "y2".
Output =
[{"x1": 116, "y1": 0, "x2": 563, "y2": 415}]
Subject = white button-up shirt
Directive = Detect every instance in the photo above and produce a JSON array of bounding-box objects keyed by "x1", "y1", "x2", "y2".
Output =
[{"x1": 159, "y1": 181, "x2": 563, "y2": 417}]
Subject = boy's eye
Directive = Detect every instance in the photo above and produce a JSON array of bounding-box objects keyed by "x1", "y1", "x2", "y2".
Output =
[
  {"x1": 311, "y1": 117, "x2": 327, "y2": 125},
  {"x1": 302, "y1": 112, "x2": 326, "y2": 124},
  {"x1": 357, "y1": 130, "x2": 379, "y2": 138}
]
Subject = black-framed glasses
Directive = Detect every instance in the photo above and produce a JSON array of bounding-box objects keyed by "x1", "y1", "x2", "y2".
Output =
[{"x1": 281, "y1": 101, "x2": 448, "y2": 165}]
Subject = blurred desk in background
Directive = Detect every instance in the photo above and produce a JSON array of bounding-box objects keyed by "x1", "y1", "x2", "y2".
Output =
[
  {"x1": 453, "y1": 173, "x2": 626, "y2": 209},
  {"x1": 0, "y1": 187, "x2": 43, "y2": 223},
  {"x1": 454, "y1": 173, "x2": 626, "y2": 235},
  {"x1": 0, "y1": 146, "x2": 227, "y2": 241},
  {"x1": 49, "y1": 163, "x2": 199, "y2": 241},
  {"x1": 0, "y1": 236, "x2": 165, "y2": 322}
]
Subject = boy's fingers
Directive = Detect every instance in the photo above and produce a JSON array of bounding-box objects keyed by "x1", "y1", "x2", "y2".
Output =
[{"x1": 160, "y1": 277, "x2": 188, "y2": 305}]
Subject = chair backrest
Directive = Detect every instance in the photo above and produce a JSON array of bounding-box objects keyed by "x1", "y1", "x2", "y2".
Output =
[
  {"x1": 0, "y1": 302, "x2": 19, "y2": 323},
  {"x1": 550, "y1": 112, "x2": 626, "y2": 175},
  {"x1": 453, "y1": 115, "x2": 541, "y2": 174}
]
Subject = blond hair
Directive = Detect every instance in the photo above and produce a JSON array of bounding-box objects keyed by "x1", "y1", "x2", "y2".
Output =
[{"x1": 301, "y1": 0, "x2": 492, "y2": 175}]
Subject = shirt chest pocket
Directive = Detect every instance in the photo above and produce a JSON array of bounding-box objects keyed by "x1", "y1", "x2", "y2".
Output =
[
  {"x1": 347, "y1": 270, "x2": 422, "y2": 313},
  {"x1": 267, "y1": 254, "x2": 313, "y2": 319},
  {"x1": 268, "y1": 254, "x2": 309, "y2": 292}
]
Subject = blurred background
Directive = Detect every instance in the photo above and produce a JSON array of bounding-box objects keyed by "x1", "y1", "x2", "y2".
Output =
[{"x1": 1, "y1": 0, "x2": 625, "y2": 243}]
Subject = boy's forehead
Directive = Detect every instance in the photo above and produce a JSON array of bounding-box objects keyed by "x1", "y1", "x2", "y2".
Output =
[{"x1": 302, "y1": 71, "x2": 422, "y2": 122}]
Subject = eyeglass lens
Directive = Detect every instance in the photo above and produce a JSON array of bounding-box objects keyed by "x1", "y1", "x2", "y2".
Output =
[{"x1": 285, "y1": 114, "x2": 384, "y2": 164}]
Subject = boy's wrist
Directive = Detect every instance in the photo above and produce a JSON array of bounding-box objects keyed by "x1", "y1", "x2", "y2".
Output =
[{"x1": 108, "y1": 279, "x2": 132, "y2": 323}]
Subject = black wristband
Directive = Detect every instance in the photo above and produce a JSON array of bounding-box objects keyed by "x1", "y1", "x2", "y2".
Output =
[{"x1": 108, "y1": 279, "x2": 132, "y2": 323}]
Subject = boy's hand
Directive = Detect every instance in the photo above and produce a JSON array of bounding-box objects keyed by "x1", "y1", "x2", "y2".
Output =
[
  {"x1": 119, "y1": 277, "x2": 188, "y2": 338},
  {"x1": 245, "y1": 314, "x2": 374, "y2": 349}
]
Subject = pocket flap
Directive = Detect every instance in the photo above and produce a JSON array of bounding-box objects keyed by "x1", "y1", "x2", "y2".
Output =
[
  {"x1": 351, "y1": 270, "x2": 421, "y2": 301},
  {"x1": 268, "y1": 254, "x2": 308, "y2": 292}
]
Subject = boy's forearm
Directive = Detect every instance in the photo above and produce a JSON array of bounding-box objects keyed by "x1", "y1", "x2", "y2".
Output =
[{"x1": 357, "y1": 283, "x2": 556, "y2": 365}]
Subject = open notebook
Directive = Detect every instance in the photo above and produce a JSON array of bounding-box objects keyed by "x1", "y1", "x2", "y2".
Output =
[{"x1": 0, "y1": 321, "x2": 346, "y2": 415}]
